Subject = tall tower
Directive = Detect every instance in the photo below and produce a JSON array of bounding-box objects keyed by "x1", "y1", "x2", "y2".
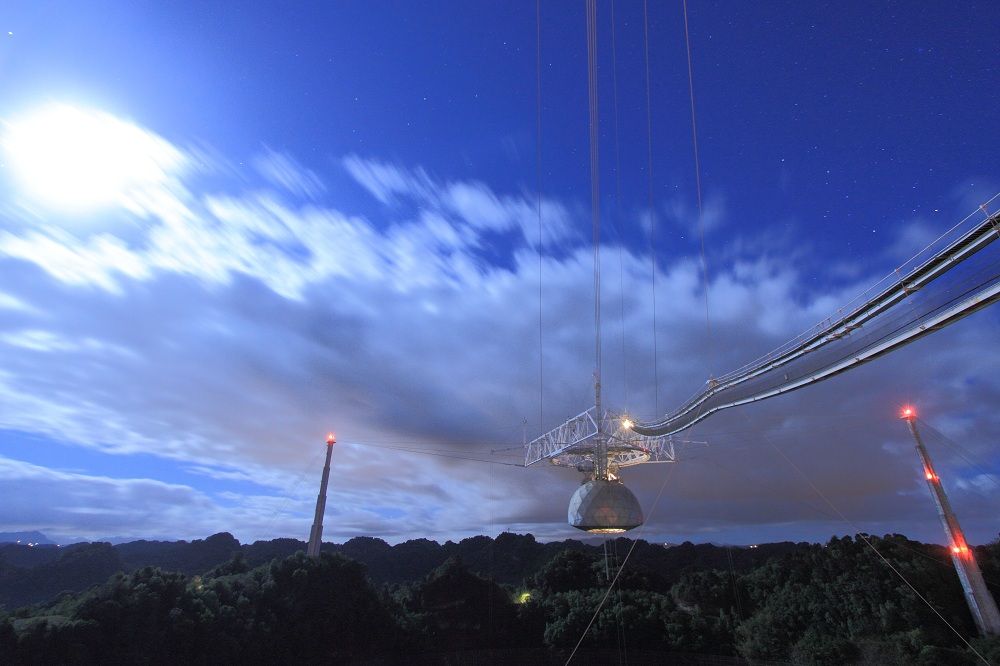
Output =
[
  {"x1": 901, "y1": 407, "x2": 1000, "y2": 636},
  {"x1": 306, "y1": 433, "x2": 336, "y2": 558}
]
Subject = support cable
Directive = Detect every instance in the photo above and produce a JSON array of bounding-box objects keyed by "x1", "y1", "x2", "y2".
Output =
[
  {"x1": 763, "y1": 429, "x2": 988, "y2": 664},
  {"x1": 713, "y1": 408, "x2": 1000, "y2": 581},
  {"x1": 684, "y1": 426, "x2": 1000, "y2": 587},
  {"x1": 611, "y1": 537, "x2": 629, "y2": 665},
  {"x1": 259, "y1": 445, "x2": 326, "y2": 538},
  {"x1": 682, "y1": 0, "x2": 715, "y2": 374},
  {"x1": 586, "y1": 0, "x2": 602, "y2": 394},
  {"x1": 917, "y1": 417, "x2": 1000, "y2": 492},
  {"x1": 566, "y1": 463, "x2": 677, "y2": 664},
  {"x1": 585, "y1": 0, "x2": 606, "y2": 480},
  {"x1": 351, "y1": 440, "x2": 526, "y2": 467},
  {"x1": 642, "y1": 0, "x2": 660, "y2": 413},
  {"x1": 635, "y1": 200, "x2": 1000, "y2": 437},
  {"x1": 610, "y1": 0, "x2": 629, "y2": 410},
  {"x1": 599, "y1": 538, "x2": 626, "y2": 665},
  {"x1": 535, "y1": 0, "x2": 546, "y2": 438},
  {"x1": 726, "y1": 545, "x2": 746, "y2": 622}
]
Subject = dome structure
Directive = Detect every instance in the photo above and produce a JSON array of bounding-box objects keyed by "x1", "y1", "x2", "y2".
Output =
[{"x1": 568, "y1": 478, "x2": 644, "y2": 533}]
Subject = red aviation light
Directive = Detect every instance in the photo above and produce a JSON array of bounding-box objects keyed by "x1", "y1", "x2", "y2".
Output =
[
  {"x1": 326, "y1": 432, "x2": 336, "y2": 445},
  {"x1": 900, "y1": 406, "x2": 916, "y2": 420},
  {"x1": 925, "y1": 471, "x2": 934, "y2": 480}
]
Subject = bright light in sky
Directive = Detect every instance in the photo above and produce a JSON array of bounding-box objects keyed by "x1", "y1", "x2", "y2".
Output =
[{"x1": 1, "y1": 104, "x2": 183, "y2": 212}]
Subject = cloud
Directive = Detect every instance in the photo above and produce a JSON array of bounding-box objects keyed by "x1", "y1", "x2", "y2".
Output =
[
  {"x1": 0, "y1": 228, "x2": 152, "y2": 293},
  {"x1": 885, "y1": 218, "x2": 941, "y2": 263},
  {"x1": 0, "y1": 291, "x2": 36, "y2": 313},
  {"x1": 341, "y1": 154, "x2": 437, "y2": 205},
  {"x1": 0, "y1": 154, "x2": 573, "y2": 301},
  {"x1": 0, "y1": 455, "x2": 220, "y2": 541},
  {"x1": 253, "y1": 148, "x2": 326, "y2": 200},
  {"x1": 665, "y1": 192, "x2": 727, "y2": 238},
  {"x1": 342, "y1": 154, "x2": 578, "y2": 248},
  {"x1": 0, "y1": 114, "x2": 998, "y2": 545},
  {"x1": 954, "y1": 474, "x2": 998, "y2": 496}
]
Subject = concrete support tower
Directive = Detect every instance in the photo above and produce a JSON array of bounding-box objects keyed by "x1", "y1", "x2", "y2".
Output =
[
  {"x1": 902, "y1": 407, "x2": 1000, "y2": 635},
  {"x1": 306, "y1": 433, "x2": 336, "y2": 558}
]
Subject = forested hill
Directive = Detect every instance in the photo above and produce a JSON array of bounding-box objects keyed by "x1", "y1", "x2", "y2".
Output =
[
  {"x1": 0, "y1": 531, "x2": 801, "y2": 609},
  {"x1": 2, "y1": 534, "x2": 999, "y2": 664}
]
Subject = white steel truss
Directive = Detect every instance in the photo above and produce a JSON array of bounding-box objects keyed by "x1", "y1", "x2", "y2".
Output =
[
  {"x1": 524, "y1": 408, "x2": 598, "y2": 466},
  {"x1": 525, "y1": 408, "x2": 695, "y2": 471}
]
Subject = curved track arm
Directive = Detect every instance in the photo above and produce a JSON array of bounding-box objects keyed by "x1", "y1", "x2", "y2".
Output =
[{"x1": 634, "y1": 209, "x2": 1000, "y2": 437}]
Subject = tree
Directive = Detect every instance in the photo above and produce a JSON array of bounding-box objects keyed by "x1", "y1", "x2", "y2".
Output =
[
  {"x1": 404, "y1": 556, "x2": 528, "y2": 650},
  {"x1": 530, "y1": 550, "x2": 598, "y2": 594}
]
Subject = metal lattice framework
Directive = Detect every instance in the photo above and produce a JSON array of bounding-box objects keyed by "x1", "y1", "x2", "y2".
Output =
[
  {"x1": 525, "y1": 407, "x2": 683, "y2": 472},
  {"x1": 527, "y1": 200, "x2": 1000, "y2": 465}
]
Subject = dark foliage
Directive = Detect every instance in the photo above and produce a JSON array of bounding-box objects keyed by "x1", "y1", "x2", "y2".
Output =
[
  {"x1": 399, "y1": 556, "x2": 527, "y2": 651},
  {"x1": 2, "y1": 553, "x2": 410, "y2": 664},
  {"x1": 0, "y1": 530, "x2": 800, "y2": 610},
  {"x1": 115, "y1": 532, "x2": 242, "y2": 574},
  {"x1": 0, "y1": 543, "x2": 123, "y2": 609},
  {"x1": 0, "y1": 543, "x2": 60, "y2": 569},
  {"x1": 1, "y1": 532, "x2": 995, "y2": 664}
]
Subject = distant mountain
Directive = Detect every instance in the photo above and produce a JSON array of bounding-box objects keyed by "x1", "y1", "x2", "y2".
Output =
[
  {"x1": 0, "y1": 531, "x2": 54, "y2": 545},
  {"x1": 116, "y1": 532, "x2": 241, "y2": 573},
  {"x1": 93, "y1": 535, "x2": 167, "y2": 545},
  {"x1": 0, "y1": 542, "x2": 121, "y2": 609},
  {"x1": 0, "y1": 530, "x2": 812, "y2": 610}
]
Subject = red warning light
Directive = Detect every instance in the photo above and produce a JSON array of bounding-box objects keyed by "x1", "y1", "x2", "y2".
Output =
[
  {"x1": 952, "y1": 546, "x2": 961, "y2": 554},
  {"x1": 326, "y1": 432, "x2": 336, "y2": 445},
  {"x1": 925, "y1": 471, "x2": 934, "y2": 481},
  {"x1": 900, "y1": 406, "x2": 916, "y2": 419}
]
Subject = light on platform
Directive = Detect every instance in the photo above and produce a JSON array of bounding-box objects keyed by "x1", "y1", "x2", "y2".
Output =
[{"x1": 621, "y1": 418, "x2": 634, "y2": 430}]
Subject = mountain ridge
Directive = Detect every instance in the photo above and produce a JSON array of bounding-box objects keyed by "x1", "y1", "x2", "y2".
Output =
[{"x1": 0, "y1": 530, "x2": 810, "y2": 609}]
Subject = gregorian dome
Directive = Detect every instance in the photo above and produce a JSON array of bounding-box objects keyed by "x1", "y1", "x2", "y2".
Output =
[{"x1": 567, "y1": 478, "x2": 644, "y2": 533}]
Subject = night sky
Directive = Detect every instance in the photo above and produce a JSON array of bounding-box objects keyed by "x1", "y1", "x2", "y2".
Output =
[{"x1": 0, "y1": 1, "x2": 997, "y2": 546}]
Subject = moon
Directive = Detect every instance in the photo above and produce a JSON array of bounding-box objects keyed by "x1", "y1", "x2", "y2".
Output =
[{"x1": 1, "y1": 104, "x2": 182, "y2": 212}]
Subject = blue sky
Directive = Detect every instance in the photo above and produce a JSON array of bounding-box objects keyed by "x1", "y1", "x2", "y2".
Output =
[{"x1": 0, "y1": 1, "x2": 997, "y2": 546}]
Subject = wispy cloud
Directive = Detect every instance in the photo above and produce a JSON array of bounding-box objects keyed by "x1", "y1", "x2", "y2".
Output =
[
  {"x1": 342, "y1": 154, "x2": 578, "y2": 247},
  {"x1": 341, "y1": 153, "x2": 437, "y2": 205},
  {"x1": 665, "y1": 192, "x2": 727, "y2": 238},
  {"x1": 253, "y1": 147, "x2": 326, "y2": 200},
  {"x1": 0, "y1": 113, "x2": 997, "y2": 545}
]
